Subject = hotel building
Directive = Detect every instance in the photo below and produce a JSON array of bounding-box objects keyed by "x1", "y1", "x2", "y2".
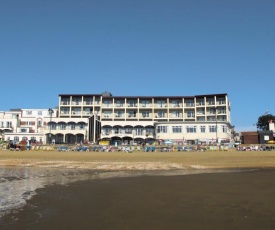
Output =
[{"x1": 55, "y1": 92, "x2": 233, "y2": 145}]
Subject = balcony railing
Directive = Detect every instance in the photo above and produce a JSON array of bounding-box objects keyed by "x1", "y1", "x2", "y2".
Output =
[
  {"x1": 185, "y1": 103, "x2": 194, "y2": 107},
  {"x1": 61, "y1": 101, "x2": 70, "y2": 105}
]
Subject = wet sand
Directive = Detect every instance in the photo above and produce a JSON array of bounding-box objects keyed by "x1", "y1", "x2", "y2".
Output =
[
  {"x1": 1, "y1": 150, "x2": 275, "y2": 229},
  {"x1": 1, "y1": 169, "x2": 275, "y2": 230}
]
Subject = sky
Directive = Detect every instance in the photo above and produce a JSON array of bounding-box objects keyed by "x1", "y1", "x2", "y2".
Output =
[{"x1": 1, "y1": 0, "x2": 274, "y2": 132}]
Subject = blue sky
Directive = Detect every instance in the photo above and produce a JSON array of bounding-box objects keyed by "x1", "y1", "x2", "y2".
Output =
[{"x1": 1, "y1": 0, "x2": 274, "y2": 132}]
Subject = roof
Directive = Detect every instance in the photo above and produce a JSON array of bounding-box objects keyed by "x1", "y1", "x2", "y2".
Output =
[{"x1": 59, "y1": 93, "x2": 228, "y2": 99}]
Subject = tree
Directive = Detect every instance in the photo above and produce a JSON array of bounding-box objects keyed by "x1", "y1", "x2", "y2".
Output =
[{"x1": 256, "y1": 114, "x2": 275, "y2": 131}]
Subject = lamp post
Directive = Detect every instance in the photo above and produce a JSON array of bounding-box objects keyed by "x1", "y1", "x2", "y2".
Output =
[{"x1": 48, "y1": 108, "x2": 54, "y2": 145}]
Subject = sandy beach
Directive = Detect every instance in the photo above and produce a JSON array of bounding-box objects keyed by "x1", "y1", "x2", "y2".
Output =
[
  {"x1": 1, "y1": 150, "x2": 275, "y2": 230},
  {"x1": 1, "y1": 149, "x2": 275, "y2": 170}
]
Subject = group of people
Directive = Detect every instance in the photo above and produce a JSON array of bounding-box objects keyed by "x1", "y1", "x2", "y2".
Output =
[{"x1": 236, "y1": 145, "x2": 272, "y2": 151}]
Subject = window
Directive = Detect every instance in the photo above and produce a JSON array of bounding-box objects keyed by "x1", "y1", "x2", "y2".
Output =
[
  {"x1": 200, "y1": 126, "x2": 206, "y2": 133},
  {"x1": 172, "y1": 126, "x2": 182, "y2": 133},
  {"x1": 128, "y1": 100, "x2": 136, "y2": 107},
  {"x1": 172, "y1": 111, "x2": 180, "y2": 118},
  {"x1": 115, "y1": 111, "x2": 124, "y2": 118},
  {"x1": 26, "y1": 111, "x2": 32, "y2": 115},
  {"x1": 128, "y1": 111, "x2": 136, "y2": 118},
  {"x1": 37, "y1": 120, "x2": 42, "y2": 127},
  {"x1": 209, "y1": 126, "x2": 217, "y2": 133},
  {"x1": 79, "y1": 124, "x2": 85, "y2": 130},
  {"x1": 208, "y1": 98, "x2": 215, "y2": 105},
  {"x1": 136, "y1": 127, "x2": 144, "y2": 135},
  {"x1": 85, "y1": 99, "x2": 93, "y2": 105},
  {"x1": 14, "y1": 136, "x2": 19, "y2": 142},
  {"x1": 84, "y1": 108, "x2": 91, "y2": 115},
  {"x1": 157, "y1": 126, "x2": 168, "y2": 133},
  {"x1": 142, "y1": 111, "x2": 150, "y2": 118},
  {"x1": 62, "y1": 99, "x2": 70, "y2": 105},
  {"x1": 209, "y1": 108, "x2": 216, "y2": 114},
  {"x1": 141, "y1": 100, "x2": 150, "y2": 107},
  {"x1": 22, "y1": 136, "x2": 28, "y2": 140},
  {"x1": 7, "y1": 122, "x2": 12, "y2": 128},
  {"x1": 20, "y1": 129, "x2": 27, "y2": 133},
  {"x1": 104, "y1": 111, "x2": 111, "y2": 118},
  {"x1": 74, "y1": 99, "x2": 81, "y2": 105},
  {"x1": 222, "y1": 126, "x2": 227, "y2": 133},
  {"x1": 186, "y1": 126, "x2": 196, "y2": 133},
  {"x1": 125, "y1": 128, "x2": 132, "y2": 134},
  {"x1": 103, "y1": 127, "x2": 112, "y2": 135},
  {"x1": 103, "y1": 100, "x2": 112, "y2": 107},
  {"x1": 114, "y1": 128, "x2": 120, "y2": 134},
  {"x1": 218, "y1": 108, "x2": 226, "y2": 114},
  {"x1": 71, "y1": 124, "x2": 76, "y2": 130},
  {"x1": 157, "y1": 111, "x2": 165, "y2": 118},
  {"x1": 157, "y1": 101, "x2": 166, "y2": 108},
  {"x1": 187, "y1": 111, "x2": 195, "y2": 118},
  {"x1": 38, "y1": 111, "x2": 42, "y2": 115},
  {"x1": 73, "y1": 108, "x2": 81, "y2": 115},
  {"x1": 145, "y1": 128, "x2": 154, "y2": 135},
  {"x1": 49, "y1": 124, "x2": 56, "y2": 130},
  {"x1": 172, "y1": 100, "x2": 180, "y2": 107},
  {"x1": 185, "y1": 99, "x2": 194, "y2": 107},
  {"x1": 217, "y1": 98, "x2": 225, "y2": 104},
  {"x1": 61, "y1": 108, "x2": 70, "y2": 114},
  {"x1": 197, "y1": 99, "x2": 205, "y2": 106},
  {"x1": 116, "y1": 101, "x2": 124, "y2": 107},
  {"x1": 197, "y1": 109, "x2": 205, "y2": 115},
  {"x1": 60, "y1": 124, "x2": 66, "y2": 130}
]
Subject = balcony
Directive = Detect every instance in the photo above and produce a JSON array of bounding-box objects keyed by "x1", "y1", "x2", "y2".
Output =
[
  {"x1": 72, "y1": 112, "x2": 82, "y2": 115},
  {"x1": 60, "y1": 111, "x2": 70, "y2": 115},
  {"x1": 102, "y1": 104, "x2": 112, "y2": 108},
  {"x1": 140, "y1": 104, "x2": 151, "y2": 108},
  {"x1": 115, "y1": 104, "x2": 124, "y2": 108},
  {"x1": 185, "y1": 103, "x2": 194, "y2": 107},
  {"x1": 207, "y1": 101, "x2": 215, "y2": 105},
  {"x1": 83, "y1": 112, "x2": 92, "y2": 116},
  {"x1": 72, "y1": 101, "x2": 82, "y2": 105},
  {"x1": 83, "y1": 101, "x2": 93, "y2": 105},
  {"x1": 61, "y1": 101, "x2": 70, "y2": 105},
  {"x1": 172, "y1": 104, "x2": 180, "y2": 108}
]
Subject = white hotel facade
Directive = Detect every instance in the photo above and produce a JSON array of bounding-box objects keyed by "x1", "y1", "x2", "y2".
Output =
[
  {"x1": 58, "y1": 92, "x2": 233, "y2": 144},
  {"x1": 0, "y1": 92, "x2": 233, "y2": 145}
]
